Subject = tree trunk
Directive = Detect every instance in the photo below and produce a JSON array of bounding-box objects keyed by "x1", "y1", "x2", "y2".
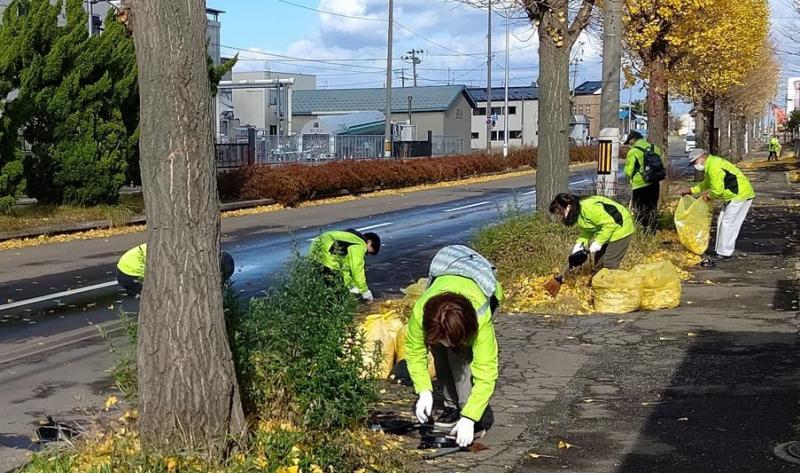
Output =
[
  {"x1": 129, "y1": 0, "x2": 246, "y2": 453},
  {"x1": 646, "y1": 57, "x2": 669, "y2": 156},
  {"x1": 718, "y1": 104, "x2": 730, "y2": 158},
  {"x1": 535, "y1": 12, "x2": 571, "y2": 211},
  {"x1": 697, "y1": 96, "x2": 717, "y2": 154},
  {"x1": 732, "y1": 115, "x2": 746, "y2": 162}
]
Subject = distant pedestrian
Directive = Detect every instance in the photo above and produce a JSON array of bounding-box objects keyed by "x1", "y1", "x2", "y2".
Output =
[
  {"x1": 309, "y1": 229, "x2": 381, "y2": 302},
  {"x1": 116, "y1": 243, "x2": 235, "y2": 296},
  {"x1": 624, "y1": 131, "x2": 665, "y2": 234},
  {"x1": 768, "y1": 135, "x2": 781, "y2": 161},
  {"x1": 679, "y1": 149, "x2": 755, "y2": 264},
  {"x1": 549, "y1": 193, "x2": 636, "y2": 270}
]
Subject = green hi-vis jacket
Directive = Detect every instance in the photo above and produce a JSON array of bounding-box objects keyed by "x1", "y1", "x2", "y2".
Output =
[
  {"x1": 691, "y1": 155, "x2": 755, "y2": 202},
  {"x1": 624, "y1": 138, "x2": 662, "y2": 190},
  {"x1": 405, "y1": 274, "x2": 502, "y2": 422},
  {"x1": 768, "y1": 137, "x2": 781, "y2": 153},
  {"x1": 576, "y1": 196, "x2": 636, "y2": 247},
  {"x1": 117, "y1": 244, "x2": 147, "y2": 278},
  {"x1": 310, "y1": 230, "x2": 369, "y2": 292}
]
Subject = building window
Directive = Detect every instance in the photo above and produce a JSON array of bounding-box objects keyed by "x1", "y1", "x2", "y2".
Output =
[
  {"x1": 269, "y1": 125, "x2": 277, "y2": 135},
  {"x1": 474, "y1": 107, "x2": 486, "y2": 116},
  {"x1": 471, "y1": 132, "x2": 479, "y2": 139},
  {"x1": 91, "y1": 15, "x2": 103, "y2": 34},
  {"x1": 510, "y1": 130, "x2": 522, "y2": 139},
  {"x1": 456, "y1": 108, "x2": 464, "y2": 119},
  {"x1": 508, "y1": 106, "x2": 517, "y2": 115},
  {"x1": 269, "y1": 91, "x2": 277, "y2": 106},
  {"x1": 491, "y1": 131, "x2": 506, "y2": 141}
]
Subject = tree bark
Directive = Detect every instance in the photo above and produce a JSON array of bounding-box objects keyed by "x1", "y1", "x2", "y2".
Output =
[
  {"x1": 646, "y1": 56, "x2": 669, "y2": 156},
  {"x1": 731, "y1": 115, "x2": 746, "y2": 162},
  {"x1": 697, "y1": 96, "x2": 717, "y2": 154},
  {"x1": 535, "y1": 8, "x2": 572, "y2": 211},
  {"x1": 718, "y1": 104, "x2": 730, "y2": 158},
  {"x1": 128, "y1": 0, "x2": 245, "y2": 453}
]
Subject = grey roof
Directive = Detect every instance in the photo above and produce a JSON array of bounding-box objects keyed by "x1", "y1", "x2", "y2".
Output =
[
  {"x1": 293, "y1": 85, "x2": 475, "y2": 115},
  {"x1": 573, "y1": 80, "x2": 602, "y2": 95},
  {"x1": 468, "y1": 86, "x2": 539, "y2": 102}
]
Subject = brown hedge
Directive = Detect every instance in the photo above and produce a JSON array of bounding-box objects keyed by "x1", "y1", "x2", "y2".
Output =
[{"x1": 218, "y1": 146, "x2": 621, "y2": 207}]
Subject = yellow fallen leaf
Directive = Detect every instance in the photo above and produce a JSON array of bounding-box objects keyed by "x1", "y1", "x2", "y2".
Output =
[
  {"x1": 558, "y1": 440, "x2": 574, "y2": 449},
  {"x1": 104, "y1": 395, "x2": 118, "y2": 411},
  {"x1": 165, "y1": 457, "x2": 178, "y2": 473},
  {"x1": 529, "y1": 453, "x2": 558, "y2": 459}
]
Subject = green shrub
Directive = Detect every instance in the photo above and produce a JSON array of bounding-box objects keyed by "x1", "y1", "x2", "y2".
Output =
[{"x1": 227, "y1": 256, "x2": 376, "y2": 430}]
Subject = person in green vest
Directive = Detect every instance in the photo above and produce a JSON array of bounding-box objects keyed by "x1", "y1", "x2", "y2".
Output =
[
  {"x1": 549, "y1": 193, "x2": 636, "y2": 270},
  {"x1": 624, "y1": 131, "x2": 663, "y2": 234},
  {"x1": 407, "y1": 245, "x2": 503, "y2": 448},
  {"x1": 679, "y1": 149, "x2": 755, "y2": 263},
  {"x1": 309, "y1": 229, "x2": 381, "y2": 301},
  {"x1": 116, "y1": 244, "x2": 235, "y2": 296},
  {"x1": 768, "y1": 135, "x2": 781, "y2": 161}
]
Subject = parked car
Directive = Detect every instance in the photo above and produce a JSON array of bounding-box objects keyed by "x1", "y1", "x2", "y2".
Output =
[{"x1": 685, "y1": 133, "x2": 696, "y2": 153}]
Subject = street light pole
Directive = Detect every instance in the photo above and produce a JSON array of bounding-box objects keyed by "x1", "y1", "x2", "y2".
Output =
[
  {"x1": 485, "y1": 0, "x2": 492, "y2": 151},
  {"x1": 384, "y1": 0, "x2": 394, "y2": 158},
  {"x1": 503, "y1": 8, "x2": 509, "y2": 158}
]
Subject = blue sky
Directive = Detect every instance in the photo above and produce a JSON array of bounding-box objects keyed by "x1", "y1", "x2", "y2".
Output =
[{"x1": 210, "y1": 0, "x2": 799, "y2": 112}]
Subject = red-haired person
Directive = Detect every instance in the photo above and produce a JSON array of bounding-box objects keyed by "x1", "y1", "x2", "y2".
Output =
[{"x1": 405, "y1": 245, "x2": 502, "y2": 447}]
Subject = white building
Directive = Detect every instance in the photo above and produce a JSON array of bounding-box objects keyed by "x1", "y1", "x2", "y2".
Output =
[
  {"x1": 468, "y1": 86, "x2": 539, "y2": 150},
  {"x1": 231, "y1": 71, "x2": 316, "y2": 135}
]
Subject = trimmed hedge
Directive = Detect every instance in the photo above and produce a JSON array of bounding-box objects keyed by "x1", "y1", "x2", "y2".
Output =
[{"x1": 218, "y1": 146, "x2": 617, "y2": 207}]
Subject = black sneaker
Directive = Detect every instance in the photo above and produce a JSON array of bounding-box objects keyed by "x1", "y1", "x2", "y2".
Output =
[
  {"x1": 712, "y1": 254, "x2": 733, "y2": 262},
  {"x1": 434, "y1": 407, "x2": 460, "y2": 429},
  {"x1": 700, "y1": 257, "x2": 716, "y2": 268}
]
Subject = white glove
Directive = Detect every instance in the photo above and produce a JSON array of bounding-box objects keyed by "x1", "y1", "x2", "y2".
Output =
[
  {"x1": 450, "y1": 417, "x2": 475, "y2": 447},
  {"x1": 589, "y1": 241, "x2": 603, "y2": 254},
  {"x1": 415, "y1": 391, "x2": 433, "y2": 424},
  {"x1": 361, "y1": 290, "x2": 374, "y2": 302},
  {"x1": 571, "y1": 242, "x2": 585, "y2": 254},
  {"x1": 349, "y1": 287, "x2": 361, "y2": 295}
]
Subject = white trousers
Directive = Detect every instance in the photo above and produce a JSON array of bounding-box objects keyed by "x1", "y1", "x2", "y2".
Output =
[{"x1": 715, "y1": 199, "x2": 752, "y2": 257}]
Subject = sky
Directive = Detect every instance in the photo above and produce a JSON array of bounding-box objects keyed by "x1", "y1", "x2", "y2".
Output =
[{"x1": 210, "y1": 0, "x2": 799, "y2": 112}]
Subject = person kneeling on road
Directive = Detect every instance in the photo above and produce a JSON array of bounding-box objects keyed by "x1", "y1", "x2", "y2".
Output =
[
  {"x1": 679, "y1": 148, "x2": 755, "y2": 265},
  {"x1": 309, "y1": 229, "x2": 381, "y2": 302},
  {"x1": 116, "y1": 243, "x2": 235, "y2": 296},
  {"x1": 407, "y1": 245, "x2": 503, "y2": 448},
  {"x1": 549, "y1": 193, "x2": 636, "y2": 270}
]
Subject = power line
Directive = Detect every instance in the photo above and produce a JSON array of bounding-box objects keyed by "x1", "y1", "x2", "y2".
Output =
[
  {"x1": 276, "y1": 0, "x2": 385, "y2": 22},
  {"x1": 220, "y1": 45, "x2": 387, "y2": 71}
]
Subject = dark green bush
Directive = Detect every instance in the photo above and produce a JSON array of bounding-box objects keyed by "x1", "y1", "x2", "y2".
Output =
[{"x1": 227, "y1": 256, "x2": 376, "y2": 430}]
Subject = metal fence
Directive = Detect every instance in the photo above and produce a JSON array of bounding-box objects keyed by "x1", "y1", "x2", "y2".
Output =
[
  {"x1": 217, "y1": 133, "x2": 465, "y2": 167},
  {"x1": 431, "y1": 135, "x2": 464, "y2": 156}
]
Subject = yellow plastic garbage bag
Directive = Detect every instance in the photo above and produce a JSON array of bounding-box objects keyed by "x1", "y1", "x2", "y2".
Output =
[
  {"x1": 401, "y1": 278, "x2": 428, "y2": 306},
  {"x1": 631, "y1": 261, "x2": 682, "y2": 310},
  {"x1": 394, "y1": 323, "x2": 436, "y2": 378},
  {"x1": 674, "y1": 196, "x2": 711, "y2": 255},
  {"x1": 358, "y1": 311, "x2": 404, "y2": 379},
  {"x1": 592, "y1": 269, "x2": 641, "y2": 314}
]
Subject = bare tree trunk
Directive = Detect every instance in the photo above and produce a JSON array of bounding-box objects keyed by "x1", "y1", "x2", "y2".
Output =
[
  {"x1": 732, "y1": 115, "x2": 746, "y2": 162},
  {"x1": 535, "y1": 12, "x2": 571, "y2": 211},
  {"x1": 646, "y1": 57, "x2": 669, "y2": 155},
  {"x1": 718, "y1": 104, "x2": 730, "y2": 158},
  {"x1": 697, "y1": 96, "x2": 717, "y2": 154},
  {"x1": 129, "y1": 0, "x2": 245, "y2": 453}
]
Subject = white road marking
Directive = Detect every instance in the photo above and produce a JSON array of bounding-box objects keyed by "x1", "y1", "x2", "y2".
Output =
[
  {"x1": 0, "y1": 281, "x2": 118, "y2": 311},
  {"x1": 523, "y1": 190, "x2": 536, "y2": 196},
  {"x1": 572, "y1": 179, "x2": 591, "y2": 185},
  {"x1": 444, "y1": 201, "x2": 491, "y2": 213},
  {"x1": 355, "y1": 222, "x2": 394, "y2": 232}
]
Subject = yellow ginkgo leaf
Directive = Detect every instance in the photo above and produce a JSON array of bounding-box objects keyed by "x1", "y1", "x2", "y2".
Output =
[
  {"x1": 557, "y1": 440, "x2": 574, "y2": 449},
  {"x1": 104, "y1": 395, "x2": 118, "y2": 411}
]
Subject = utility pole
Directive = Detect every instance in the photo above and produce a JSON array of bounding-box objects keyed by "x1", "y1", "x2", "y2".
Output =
[
  {"x1": 447, "y1": 67, "x2": 451, "y2": 85},
  {"x1": 503, "y1": 7, "x2": 509, "y2": 158},
  {"x1": 596, "y1": 0, "x2": 622, "y2": 197},
  {"x1": 402, "y1": 49, "x2": 423, "y2": 87},
  {"x1": 384, "y1": 0, "x2": 394, "y2": 158},
  {"x1": 400, "y1": 68, "x2": 406, "y2": 88},
  {"x1": 86, "y1": 0, "x2": 94, "y2": 35},
  {"x1": 485, "y1": 0, "x2": 492, "y2": 151}
]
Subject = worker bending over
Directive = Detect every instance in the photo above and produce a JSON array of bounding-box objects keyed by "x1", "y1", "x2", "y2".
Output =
[
  {"x1": 680, "y1": 148, "x2": 755, "y2": 264},
  {"x1": 407, "y1": 245, "x2": 503, "y2": 448},
  {"x1": 309, "y1": 229, "x2": 381, "y2": 302},
  {"x1": 116, "y1": 243, "x2": 235, "y2": 296},
  {"x1": 549, "y1": 193, "x2": 636, "y2": 270}
]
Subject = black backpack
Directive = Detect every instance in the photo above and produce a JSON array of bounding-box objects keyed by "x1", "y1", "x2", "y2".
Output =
[{"x1": 634, "y1": 145, "x2": 666, "y2": 183}]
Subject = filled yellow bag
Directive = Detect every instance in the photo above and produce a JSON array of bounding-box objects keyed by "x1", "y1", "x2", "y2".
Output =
[
  {"x1": 401, "y1": 278, "x2": 428, "y2": 306},
  {"x1": 394, "y1": 323, "x2": 436, "y2": 378},
  {"x1": 631, "y1": 261, "x2": 682, "y2": 310},
  {"x1": 592, "y1": 269, "x2": 642, "y2": 314},
  {"x1": 358, "y1": 312, "x2": 404, "y2": 379},
  {"x1": 674, "y1": 196, "x2": 711, "y2": 255}
]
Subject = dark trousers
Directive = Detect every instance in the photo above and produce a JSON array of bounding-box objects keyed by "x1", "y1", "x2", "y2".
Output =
[
  {"x1": 632, "y1": 181, "x2": 660, "y2": 234},
  {"x1": 117, "y1": 271, "x2": 142, "y2": 296},
  {"x1": 768, "y1": 151, "x2": 778, "y2": 161}
]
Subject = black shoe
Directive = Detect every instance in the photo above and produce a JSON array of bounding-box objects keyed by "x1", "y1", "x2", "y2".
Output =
[
  {"x1": 434, "y1": 407, "x2": 460, "y2": 429},
  {"x1": 712, "y1": 254, "x2": 733, "y2": 262},
  {"x1": 700, "y1": 257, "x2": 716, "y2": 268}
]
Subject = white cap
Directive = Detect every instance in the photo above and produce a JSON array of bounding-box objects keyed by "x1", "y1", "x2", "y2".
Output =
[{"x1": 688, "y1": 148, "x2": 707, "y2": 163}]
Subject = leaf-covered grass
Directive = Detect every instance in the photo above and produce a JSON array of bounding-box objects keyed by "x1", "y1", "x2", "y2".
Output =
[{"x1": 0, "y1": 193, "x2": 144, "y2": 233}]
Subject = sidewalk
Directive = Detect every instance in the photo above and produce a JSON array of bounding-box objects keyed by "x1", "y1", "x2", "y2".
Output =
[{"x1": 416, "y1": 157, "x2": 799, "y2": 472}]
